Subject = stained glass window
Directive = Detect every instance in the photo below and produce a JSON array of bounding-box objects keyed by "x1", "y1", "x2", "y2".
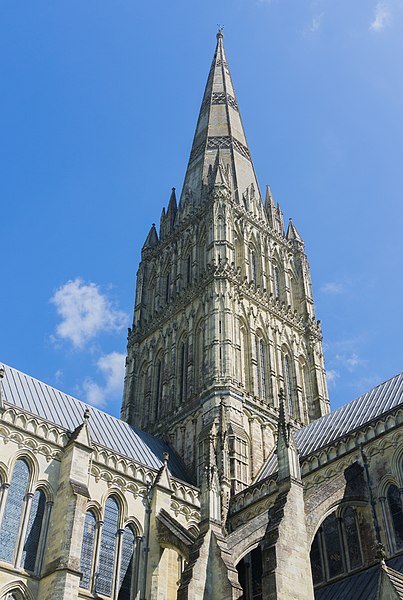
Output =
[
  {"x1": 388, "y1": 484, "x2": 403, "y2": 549},
  {"x1": 96, "y1": 497, "x2": 120, "y2": 596},
  {"x1": 118, "y1": 526, "x2": 135, "y2": 599},
  {"x1": 322, "y1": 513, "x2": 344, "y2": 579},
  {"x1": 0, "y1": 459, "x2": 30, "y2": 564},
  {"x1": 343, "y1": 507, "x2": 362, "y2": 569},
  {"x1": 21, "y1": 489, "x2": 46, "y2": 572},
  {"x1": 80, "y1": 510, "x2": 97, "y2": 589},
  {"x1": 310, "y1": 530, "x2": 324, "y2": 585}
]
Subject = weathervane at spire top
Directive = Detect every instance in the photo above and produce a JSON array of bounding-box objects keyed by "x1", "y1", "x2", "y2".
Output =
[{"x1": 216, "y1": 25, "x2": 224, "y2": 39}]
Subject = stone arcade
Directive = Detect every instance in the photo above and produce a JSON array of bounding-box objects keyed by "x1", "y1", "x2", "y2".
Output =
[{"x1": 0, "y1": 31, "x2": 403, "y2": 600}]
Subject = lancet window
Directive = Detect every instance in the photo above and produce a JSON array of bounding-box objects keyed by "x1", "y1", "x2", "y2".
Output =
[
  {"x1": 387, "y1": 484, "x2": 403, "y2": 549},
  {"x1": 154, "y1": 356, "x2": 163, "y2": 419},
  {"x1": 255, "y1": 336, "x2": 270, "y2": 402},
  {"x1": 310, "y1": 507, "x2": 363, "y2": 586},
  {"x1": 178, "y1": 339, "x2": 188, "y2": 404},
  {"x1": 80, "y1": 499, "x2": 141, "y2": 598},
  {"x1": 0, "y1": 458, "x2": 49, "y2": 575},
  {"x1": 283, "y1": 354, "x2": 294, "y2": 417}
]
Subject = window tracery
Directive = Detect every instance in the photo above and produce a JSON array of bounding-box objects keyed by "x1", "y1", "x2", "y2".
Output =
[
  {"x1": 97, "y1": 496, "x2": 120, "y2": 596},
  {"x1": 387, "y1": 484, "x2": 403, "y2": 549},
  {"x1": 80, "y1": 510, "x2": 97, "y2": 590},
  {"x1": 310, "y1": 507, "x2": 363, "y2": 587}
]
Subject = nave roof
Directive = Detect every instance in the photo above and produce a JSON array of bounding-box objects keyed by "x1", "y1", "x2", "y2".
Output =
[
  {"x1": 1, "y1": 363, "x2": 191, "y2": 484},
  {"x1": 258, "y1": 371, "x2": 403, "y2": 481}
]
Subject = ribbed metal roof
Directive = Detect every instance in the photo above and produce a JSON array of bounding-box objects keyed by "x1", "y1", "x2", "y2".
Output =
[
  {"x1": 258, "y1": 372, "x2": 403, "y2": 481},
  {"x1": 1, "y1": 364, "x2": 191, "y2": 484},
  {"x1": 314, "y1": 556, "x2": 403, "y2": 600}
]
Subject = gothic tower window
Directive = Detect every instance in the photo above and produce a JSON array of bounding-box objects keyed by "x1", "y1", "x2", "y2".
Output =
[
  {"x1": 229, "y1": 428, "x2": 249, "y2": 493},
  {"x1": 186, "y1": 253, "x2": 191, "y2": 285},
  {"x1": 178, "y1": 339, "x2": 188, "y2": 404},
  {"x1": 240, "y1": 322, "x2": 252, "y2": 392},
  {"x1": 154, "y1": 356, "x2": 163, "y2": 419},
  {"x1": 97, "y1": 496, "x2": 120, "y2": 597},
  {"x1": 138, "y1": 361, "x2": 148, "y2": 427},
  {"x1": 256, "y1": 335, "x2": 270, "y2": 402},
  {"x1": 387, "y1": 484, "x2": 403, "y2": 549},
  {"x1": 194, "y1": 321, "x2": 205, "y2": 393},
  {"x1": 250, "y1": 249, "x2": 257, "y2": 284},
  {"x1": 274, "y1": 265, "x2": 280, "y2": 299},
  {"x1": 165, "y1": 271, "x2": 170, "y2": 303},
  {"x1": 80, "y1": 510, "x2": 97, "y2": 590},
  {"x1": 283, "y1": 354, "x2": 294, "y2": 417}
]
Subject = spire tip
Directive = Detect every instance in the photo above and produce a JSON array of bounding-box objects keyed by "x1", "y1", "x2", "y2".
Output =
[{"x1": 216, "y1": 25, "x2": 224, "y2": 40}]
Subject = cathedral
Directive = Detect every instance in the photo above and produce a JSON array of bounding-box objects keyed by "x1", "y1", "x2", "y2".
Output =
[{"x1": 0, "y1": 31, "x2": 403, "y2": 600}]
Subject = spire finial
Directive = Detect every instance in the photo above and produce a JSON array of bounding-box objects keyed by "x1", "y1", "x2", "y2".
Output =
[
  {"x1": 216, "y1": 25, "x2": 224, "y2": 40},
  {"x1": 84, "y1": 406, "x2": 90, "y2": 421}
]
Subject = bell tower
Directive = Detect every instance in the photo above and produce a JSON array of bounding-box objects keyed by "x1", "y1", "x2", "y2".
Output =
[{"x1": 122, "y1": 32, "x2": 329, "y2": 507}]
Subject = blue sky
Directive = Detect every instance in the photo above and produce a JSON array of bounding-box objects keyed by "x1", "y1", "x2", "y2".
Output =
[{"x1": 1, "y1": 0, "x2": 402, "y2": 417}]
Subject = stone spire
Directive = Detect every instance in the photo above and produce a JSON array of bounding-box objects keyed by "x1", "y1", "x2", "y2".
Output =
[{"x1": 180, "y1": 31, "x2": 261, "y2": 208}]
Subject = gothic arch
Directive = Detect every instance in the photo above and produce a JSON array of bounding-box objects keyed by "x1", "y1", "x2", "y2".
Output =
[
  {"x1": 0, "y1": 581, "x2": 34, "y2": 600},
  {"x1": 8, "y1": 451, "x2": 39, "y2": 490}
]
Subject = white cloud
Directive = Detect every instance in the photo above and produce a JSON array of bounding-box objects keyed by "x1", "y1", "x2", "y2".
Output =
[
  {"x1": 303, "y1": 13, "x2": 323, "y2": 36},
  {"x1": 327, "y1": 369, "x2": 340, "y2": 387},
  {"x1": 50, "y1": 278, "x2": 128, "y2": 349},
  {"x1": 54, "y1": 369, "x2": 64, "y2": 385},
  {"x1": 370, "y1": 2, "x2": 392, "y2": 31},
  {"x1": 81, "y1": 352, "x2": 126, "y2": 408},
  {"x1": 336, "y1": 352, "x2": 366, "y2": 372},
  {"x1": 320, "y1": 282, "x2": 345, "y2": 295}
]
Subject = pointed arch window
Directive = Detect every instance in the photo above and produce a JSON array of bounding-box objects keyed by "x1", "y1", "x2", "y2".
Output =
[
  {"x1": 310, "y1": 507, "x2": 363, "y2": 587},
  {"x1": 256, "y1": 336, "x2": 270, "y2": 402},
  {"x1": 387, "y1": 484, "x2": 403, "y2": 549},
  {"x1": 21, "y1": 488, "x2": 46, "y2": 571},
  {"x1": 96, "y1": 496, "x2": 120, "y2": 596},
  {"x1": 154, "y1": 358, "x2": 163, "y2": 419},
  {"x1": 80, "y1": 510, "x2": 97, "y2": 589},
  {"x1": 0, "y1": 459, "x2": 30, "y2": 564},
  {"x1": 165, "y1": 271, "x2": 170, "y2": 303},
  {"x1": 178, "y1": 340, "x2": 188, "y2": 404},
  {"x1": 186, "y1": 254, "x2": 191, "y2": 285},
  {"x1": 118, "y1": 526, "x2": 136, "y2": 600},
  {"x1": 250, "y1": 249, "x2": 257, "y2": 284},
  {"x1": 274, "y1": 265, "x2": 280, "y2": 299},
  {"x1": 283, "y1": 355, "x2": 293, "y2": 417}
]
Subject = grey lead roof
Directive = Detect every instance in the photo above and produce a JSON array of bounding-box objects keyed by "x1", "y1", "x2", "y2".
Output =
[
  {"x1": 314, "y1": 556, "x2": 403, "y2": 600},
  {"x1": 1, "y1": 364, "x2": 191, "y2": 484},
  {"x1": 258, "y1": 371, "x2": 403, "y2": 481}
]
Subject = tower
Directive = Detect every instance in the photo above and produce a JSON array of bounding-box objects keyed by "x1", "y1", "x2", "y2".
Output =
[{"x1": 122, "y1": 32, "x2": 329, "y2": 511}]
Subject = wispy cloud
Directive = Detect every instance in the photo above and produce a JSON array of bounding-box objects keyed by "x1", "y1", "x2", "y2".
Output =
[
  {"x1": 50, "y1": 278, "x2": 128, "y2": 349},
  {"x1": 370, "y1": 1, "x2": 392, "y2": 31},
  {"x1": 320, "y1": 281, "x2": 345, "y2": 295},
  {"x1": 336, "y1": 352, "x2": 366, "y2": 372},
  {"x1": 327, "y1": 369, "x2": 340, "y2": 388},
  {"x1": 54, "y1": 369, "x2": 64, "y2": 385},
  {"x1": 303, "y1": 13, "x2": 323, "y2": 37},
  {"x1": 81, "y1": 352, "x2": 126, "y2": 408}
]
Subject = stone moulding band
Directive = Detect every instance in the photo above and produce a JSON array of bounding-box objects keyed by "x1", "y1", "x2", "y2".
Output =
[{"x1": 189, "y1": 135, "x2": 251, "y2": 164}]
